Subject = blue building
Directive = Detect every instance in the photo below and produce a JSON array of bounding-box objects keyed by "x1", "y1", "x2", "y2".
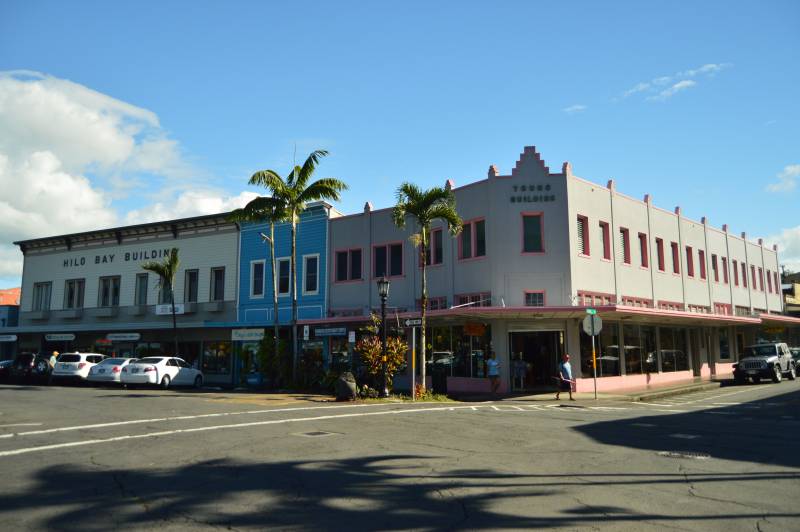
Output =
[{"x1": 0, "y1": 305, "x2": 20, "y2": 359}]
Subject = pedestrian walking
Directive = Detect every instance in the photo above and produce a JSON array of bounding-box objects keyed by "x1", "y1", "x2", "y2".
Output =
[
  {"x1": 49, "y1": 350, "x2": 59, "y2": 369},
  {"x1": 555, "y1": 353, "x2": 575, "y2": 401},
  {"x1": 486, "y1": 351, "x2": 501, "y2": 395}
]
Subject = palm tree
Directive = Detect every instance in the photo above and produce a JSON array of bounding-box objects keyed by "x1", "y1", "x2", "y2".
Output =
[
  {"x1": 229, "y1": 196, "x2": 287, "y2": 365},
  {"x1": 249, "y1": 150, "x2": 347, "y2": 378},
  {"x1": 141, "y1": 248, "x2": 180, "y2": 357},
  {"x1": 392, "y1": 184, "x2": 461, "y2": 391}
]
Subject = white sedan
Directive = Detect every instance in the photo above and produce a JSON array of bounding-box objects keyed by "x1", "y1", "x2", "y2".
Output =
[
  {"x1": 87, "y1": 358, "x2": 137, "y2": 384},
  {"x1": 120, "y1": 357, "x2": 203, "y2": 389}
]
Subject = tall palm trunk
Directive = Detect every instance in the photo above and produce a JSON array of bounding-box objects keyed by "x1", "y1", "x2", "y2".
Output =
[
  {"x1": 420, "y1": 231, "x2": 428, "y2": 391},
  {"x1": 290, "y1": 211, "x2": 299, "y2": 381},
  {"x1": 270, "y1": 222, "x2": 280, "y2": 373},
  {"x1": 169, "y1": 282, "x2": 178, "y2": 357}
]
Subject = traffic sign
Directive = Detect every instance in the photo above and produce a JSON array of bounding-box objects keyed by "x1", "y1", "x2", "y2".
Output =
[
  {"x1": 404, "y1": 318, "x2": 423, "y2": 327},
  {"x1": 582, "y1": 315, "x2": 602, "y2": 336},
  {"x1": 586, "y1": 308, "x2": 597, "y2": 315}
]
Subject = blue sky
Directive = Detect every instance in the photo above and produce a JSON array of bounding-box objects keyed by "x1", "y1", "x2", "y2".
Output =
[{"x1": 0, "y1": 0, "x2": 798, "y2": 287}]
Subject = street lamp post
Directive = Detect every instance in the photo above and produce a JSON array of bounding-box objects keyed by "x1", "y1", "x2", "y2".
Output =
[{"x1": 377, "y1": 276, "x2": 390, "y2": 398}]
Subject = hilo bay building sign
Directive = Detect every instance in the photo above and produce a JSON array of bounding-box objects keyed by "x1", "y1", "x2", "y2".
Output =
[
  {"x1": 510, "y1": 183, "x2": 555, "y2": 204},
  {"x1": 63, "y1": 248, "x2": 178, "y2": 268}
]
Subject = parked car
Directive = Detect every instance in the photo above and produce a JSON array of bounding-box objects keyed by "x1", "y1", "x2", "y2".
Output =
[
  {"x1": 87, "y1": 358, "x2": 137, "y2": 385},
  {"x1": 0, "y1": 359, "x2": 13, "y2": 382},
  {"x1": 733, "y1": 343, "x2": 796, "y2": 384},
  {"x1": 50, "y1": 352, "x2": 106, "y2": 384},
  {"x1": 790, "y1": 347, "x2": 800, "y2": 368},
  {"x1": 120, "y1": 357, "x2": 203, "y2": 389},
  {"x1": 10, "y1": 352, "x2": 52, "y2": 383}
]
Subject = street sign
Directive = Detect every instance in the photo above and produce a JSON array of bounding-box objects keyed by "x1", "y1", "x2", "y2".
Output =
[
  {"x1": 404, "y1": 318, "x2": 423, "y2": 327},
  {"x1": 303, "y1": 325, "x2": 310, "y2": 341},
  {"x1": 348, "y1": 331, "x2": 356, "y2": 343},
  {"x1": 586, "y1": 308, "x2": 597, "y2": 315},
  {"x1": 582, "y1": 315, "x2": 602, "y2": 336}
]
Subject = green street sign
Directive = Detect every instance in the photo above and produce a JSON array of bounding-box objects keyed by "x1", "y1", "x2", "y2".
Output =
[{"x1": 586, "y1": 308, "x2": 597, "y2": 315}]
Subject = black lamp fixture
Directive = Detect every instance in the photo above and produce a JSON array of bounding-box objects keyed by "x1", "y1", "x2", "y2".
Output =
[{"x1": 377, "y1": 276, "x2": 390, "y2": 397}]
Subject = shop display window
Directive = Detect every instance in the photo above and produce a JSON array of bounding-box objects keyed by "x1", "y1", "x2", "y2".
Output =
[
  {"x1": 622, "y1": 324, "x2": 657, "y2": 375},
  {"x1": 203, "y1": 341, "x2": 232, "y2": 374},
  {"x1": 659, "y1": 327, "x2": 689, "y2": 372}
]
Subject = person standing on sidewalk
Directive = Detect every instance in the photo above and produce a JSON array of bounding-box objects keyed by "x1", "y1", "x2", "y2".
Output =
[
  {"x1": 555, "y1": 353, "x2": 575, "y2": 401},
  {"x1": 486, "y1": 352, "x2": 501, "y2": 395}
]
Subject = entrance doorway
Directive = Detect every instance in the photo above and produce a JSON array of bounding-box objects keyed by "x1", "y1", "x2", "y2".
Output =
[{"x1": 508, "y1": 331, "x2": 564, "y2": 391}]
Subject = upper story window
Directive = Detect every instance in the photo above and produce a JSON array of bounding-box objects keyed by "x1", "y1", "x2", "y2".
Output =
[
  {"x1": 767, "y1": 269, "x2": 773, "y2": 293},
  {"x1": 277, "y1": 259, "x2": 290, "y2": 296},
  {"x1": 250, "y1": 261, "x2": 265, "y2": 298},
  {"x1": 32, "y1": 282, "x2": 52, "y2": 311},
  {"x1": 758, "y1": 267, "x2": 764, "y2": 291},
  {"x1": 303, "y1": 255, "x2": 319, "y2": 295},
  {"x1": 460, "y1": 219, "x2": 486, "y2": 259},
  {"x1": 721, "y1": 257, "x2": 728, "y2": 284},
  {"x1": 335, "y1": 249, "x2": 362, "y2": 282},
  {"x1": 456, "y1": 292, "x2": 491, "y2": 307},
  {"x1": 655, "y1": 238, "x2": 665, "y2": 271},
  {"x1": 638, "y1": 232, "x2": 648, "y2": 268},
  {"x1": 374, "y1": 243, "x2": 403, "y2": 278},
  {"x1": 671, "y1": 242, "x2": 680, "y2": 274},
  {"x1": 619, "y1": 228, "x2": 631, "y2": 264},
  {"x1": 698, "y1": 250, "x2": 706, "y2": 280},
  {"x1": 417, "y1": 297, "x2": 448, "y2": 311},
  {"x1": 751, "y1": 265, "x2": 757, "y2": 289},
  {"x1": 185, "y1": 269, "x2": 198, "y2": 303},
  {"x1": 64, "y1": 279, "x2": 85, "y2": 309},
  {"x1": 711, "y1": 254, "x2": 719, "y2": 282},
  {"x1": 98, "y1": 276, "x2": 120, "y2": 307},
  {"x1": 211, "y1": 267, "x2": 225, "y2": 302},
  {"x1": 599, "y1": 221, "x2": 611, "y2": 260},
  {"x1": 686, "y1": 246, "x2": 695, "y2": 277},
  {"x1": 577, "y1": 215, "x2": 589, "y2": 256},
  {"x1": 774, "y1": 271, "x2": 780, "y2": 294},
  {"x1": 522, "y1": 213, "x2": 544, "y2": 253},
  {"x1": 524, "y1": 291, "x2": 545, "y2": 307},
  {"x1": 135, "y1": 273, "x2": 148, "y2": 306},
  {"x1": 733, "y1": 260, "x2": 739, "y2": 286},
  {"x1": 424, "y1": 228, "x2": 443, "y2": 266},
  {"x1": 742, "y1": 262, "x2": 748, "y2": 288}
]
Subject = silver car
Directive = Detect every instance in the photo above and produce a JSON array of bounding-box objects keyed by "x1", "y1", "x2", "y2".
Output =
[{"x1": 87, "y1": 358, "x2": 137, "y2": 384}]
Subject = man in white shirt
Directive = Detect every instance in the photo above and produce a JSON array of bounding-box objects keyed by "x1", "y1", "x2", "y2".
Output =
[{"x1": 555, "y1": 353, "x2": 575, "y2": 401}]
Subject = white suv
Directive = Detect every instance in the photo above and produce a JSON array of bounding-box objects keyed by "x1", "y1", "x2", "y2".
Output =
[{"x1": 50, "y1": 352, "x2": 106, "y2": 383}]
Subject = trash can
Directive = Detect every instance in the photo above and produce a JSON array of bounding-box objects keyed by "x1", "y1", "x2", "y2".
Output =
[{"x1": 431, "y1": 364, "x2": 448, "y2": 395}]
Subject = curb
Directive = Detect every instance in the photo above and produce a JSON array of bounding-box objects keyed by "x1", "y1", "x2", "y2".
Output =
[{"x1": 628, "y1": 381, "x2": 723, "y2": 402}]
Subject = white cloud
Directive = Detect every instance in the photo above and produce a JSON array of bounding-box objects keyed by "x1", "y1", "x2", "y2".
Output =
[
  {"x1": 123, "y1": 190, "x2": 259, "y2": 226},
  {"x1": 563, "y1": 104, "x2": 587, "y2": 115},
  {"x1": 765, "y1": 226, "x2": 800, "y2": 272},
  {"x1": 766, "y1": 164, "x2": 800, "y2": 193},
  {"x1": 620, "y1": 63, "x2": 731, "y2": 101}
]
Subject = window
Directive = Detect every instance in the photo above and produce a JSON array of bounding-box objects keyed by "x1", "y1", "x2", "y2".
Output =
[
  {"x1": 619, "y1": 228, "x2": 630, "y2": 264},
  {"x1": 455, "y1": 292, "x2": 491, "y2": 307},
  {"x1": 742, "y1": 262, "x2": 748, "y2": 288},
  {"x1": 250, "y1": 261, "x2": 264, "y2": 298},
  {"x1": 577, "y1": 215, "x2": 589, "y2": 256},
  {"x1": 374, "y1": 243, "x2": 403, "y2": 278},
  {"x1": 686, "y1": 246, "x2": 694, "y2": 277},
  {"x1": 418, "y1": 297, "x2": 448, "y2": 311},
  {"x1": 733, "y1": 260, "x2": 739, "y2": 286},
  {"x1": 655, "y1": 238, "x2": 665, "y2": 271},
  {"x1": 277, "y1": 259, "x2": 290, "y2": 295},
  {"x1": 722, "y1": 257, "x2": 729, "y2": 284},
  {"x1": 64, "y1": 279, "x2": 85, "y2": 309},
  {"x1": 524, "y1": 291, "x2": 545, "y2": 307},
  {"x1": 303, "y1": 255, "x2": 319, "y2": 295},
  {"x1": 599, "y1": 221, "x2": 611, "y2": 260},
  {"x1": 767, "y1": 269, "x2": 773, "y2": 293},
  {"x1": 335, "y1": 249, "x2": 362, "y2": 282},
  {"x1": 184, "y1": 269, "x2": 198, "y2": 303},
  {"x1": 158, "y1": 281, "x2": 171, "y2": 305},
  {"x1": 711, "y1": 254, "x2": 719, "y2": 282},
  {"x1": 98, "y1": 276, "x2": 120, "y2": 307},
  {"x1": 758, "y1": 267, "x2": 764, "y2": 291},
  {"x1": 135, "y1": 273, "x2": 148, "y2": 306},
  {"x1": 32, "y1": 282, "x2": 52, "y2": 311},
  {"x1": 671, "y1": 242, "x2": 680, "y2": 274},
  {"x1": 774, "y1": 271, "x2": 780, "y2": 294},
  {"x1": 522, "y1": 213, "x2": 544, "y2": 253},
  {"x1": 699, "y1": 250, "x2": 706, "y2": 280},
  {"x1": 424, "y1": 228, "x2": 443, "y2": 265},
  {"x1": 751, "y1": 265, "x2": 757, "y2": 289},
  {"x1": 211, "y1": 267, "x2": 225, "y2": 301},
  {"x1": 638, "y1": 233, "x2": 648, "y2": 268},
  {"x1": 460, "y1": 219, "x2": 486, "y2": 260}
]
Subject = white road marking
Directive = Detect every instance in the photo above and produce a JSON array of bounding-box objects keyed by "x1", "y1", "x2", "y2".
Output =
[
  {"x1": 669, "y1": 433, "x2": 700, "y2": 439},
  {"x1": 711, "y1": 402, "x2": 740, "y2": 406},
  {"x1": 0, "y1": 423, "x2": 43, "y2": 428},
  {"x1": 491, "y1": 406, "x2": 501, "y2": 411}
]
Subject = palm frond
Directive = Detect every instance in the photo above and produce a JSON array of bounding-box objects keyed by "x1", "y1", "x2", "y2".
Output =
[
  {"x1": 296, "y1": 178, "x2": 348, "y2": 205},
  {"x1": 228, "y1": 196, "x2": 287, "y2": 224},
  {"x1": 140, "y1": 248, "x2": 180, "y2": 289},
  {"x1": 249, "y1": 169, "x2": 286, "y2": 191},
  {"x1": 428, "y1": 203, "x2": 463, "y2": 236},
  {"x1": 296, "y1": 150, "x2": 329, "y2": 189}
]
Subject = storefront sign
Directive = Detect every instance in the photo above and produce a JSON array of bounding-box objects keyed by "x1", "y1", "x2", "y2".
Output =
[
  {"x1": 45, "y1": 333, "x2": 75, "y2": 342},
  {"x1": 510, "y1": 183, "x2": 555, "y2": 204},
  {"x1": 314, "y1": 327, "x2": 347, "y2": 337},
  {"x1": 463, "y1": 322, "x2": 486, "y2": 336},
  {"x1": 155, "y1": 304, "x2": 185, "y2": 315},
  {"x1": 62, "y1": 248, "x2": 179, "y2": 269},
  {"x1": 231, "y1": 329, "x2": 265, "y2": 342},
  {"x1": 0, "y1": 335, "x2": 17, "y2": 342},
  {"x1": 106, "y1": 333, "x2": 141, "y2": 342},
  {"x1": 348, "y1": 331, "x2": 356, "y2": 343}
]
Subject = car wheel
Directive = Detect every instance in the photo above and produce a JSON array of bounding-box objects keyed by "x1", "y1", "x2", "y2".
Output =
[
  {"x1": 788, "y1": 364, "x2": 796, "y2": 381},
  {"x1": 752, "y1": 376, "x2": 761, "y2": 384},
  {"x1": 734, "y1": 374, "x2": 746, "y2": 385},
  {"x1": 772, "y1": 365, "x2": 782, "y2": 383},
  {"x1": 194, "y1": 375, "x2": 203, "y2": 388},
  {"x1": 160, "y1": 375, "x2": 171, "y2": 389}
]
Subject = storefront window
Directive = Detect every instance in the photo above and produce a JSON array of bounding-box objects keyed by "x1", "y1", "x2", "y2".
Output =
[
  {"x1": 622, "y1": 324, "x2": 657, "y2": 375},
  {"x1": 203, "y1": 341, "x2": 232, "y2": 374},
  {"x1": 330, "y1": 337, "x2": 352, "y2": 372},
  {"x1": 135, "y1": 342, "x2": 163, "y2": 358},
  {"x1": 431, "y1": 324, "x2": 490, "y2": 378},
  {"x1": 718, "y1": 328, "x2": 730, "y2": 360},
  {"x1": 660, "y1": 328, "x2": 689, "y2": 372},
  {"x1": 597, "y1": 322, "x2": 620, "y2": 377}
]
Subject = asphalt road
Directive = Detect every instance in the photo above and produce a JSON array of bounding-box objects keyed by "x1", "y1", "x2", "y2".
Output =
[{"x1": 0, "y1": 381, "x2": 799, "y2": 531}]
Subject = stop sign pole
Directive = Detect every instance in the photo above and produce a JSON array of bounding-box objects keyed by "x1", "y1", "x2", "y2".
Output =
[{"x1": 582, "y1": 310, "x2": 603, "y2": 400}]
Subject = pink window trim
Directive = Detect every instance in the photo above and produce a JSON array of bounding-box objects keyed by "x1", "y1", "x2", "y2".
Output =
[
  {"x1": 698, "y1": 250, "x2": 706, "y2": 280},
  {"x1": 742, "y1": 263, "x2": 748, "y2": 288},
  {"x1": 576, "y1": 290, "x2": 617, "y2": 306},
  {"x1": 420, "y1": 227, "x2": 443, "y2": 268},
  {"x1": 671, "y1": 242, "x2": 680, "y2": 274},
  {"x1": 521, "y1": 212, "x2": 546, "y2": 255},
  {"x1": 599, "y1": 221, "x2": 611, "y2": 260},
  {"x1": 638, "y1": 232, "x2": 648, "y2": 268},
  {"x1": 577, "y1": 215, "x2": 590, "y2": 256},
  {"x1": 686, "y1": 246, "x2": 695, "y2": 277},
  {"x1": 767, "y1": 269, "x2": 773, "y2": 293},
  {"x1": 523, "y1": 290, "x2": 547, "y2": 307},
  {"x1": 711, "y1": 254, "x2": 719, "y2": 282},
  {"x1": 454, "y1": 292, "x2": 492, "y2": 307},
  {"x1": 721, "y1": 257, "x2": 729, "y2": 284},
  {"x1": 458, "y1": 217, "x2": 487, "y2": 261},
  {"x1": 758, "y1": 267, "x2": 764, "y2": 291},
  {"x1": 732, "y1": 260, "x2": 739, "y2": 286},
  {"x1": 333, "y1": 248, "x2": 364, "y2": 284},
  {"x1": 751, "y1": 265, "x2": 757, "y2": 289},
  {"x1": 620, "y1": 227, "x2": 631, "y2": 264},
  {"x1": 655, "y1": 238, "x2": 665, "y2": 272},
  {"x1": 372, "y1": 241, "x2": 404, "y2": 279}
]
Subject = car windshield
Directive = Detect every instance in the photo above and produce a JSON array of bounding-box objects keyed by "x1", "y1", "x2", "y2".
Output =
[
  {"x1": 99, "y1": 358, "x2": 127, "y2": 365},
  {"x1": 744, "y1": 345, "x2": 777, "y2": 358},
  {"x1": 136, "y1": 357, "x2": 163, "y2": 364},
  {"x1": 59, "y1": 354, "x2": 81, "y2": 363}
]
